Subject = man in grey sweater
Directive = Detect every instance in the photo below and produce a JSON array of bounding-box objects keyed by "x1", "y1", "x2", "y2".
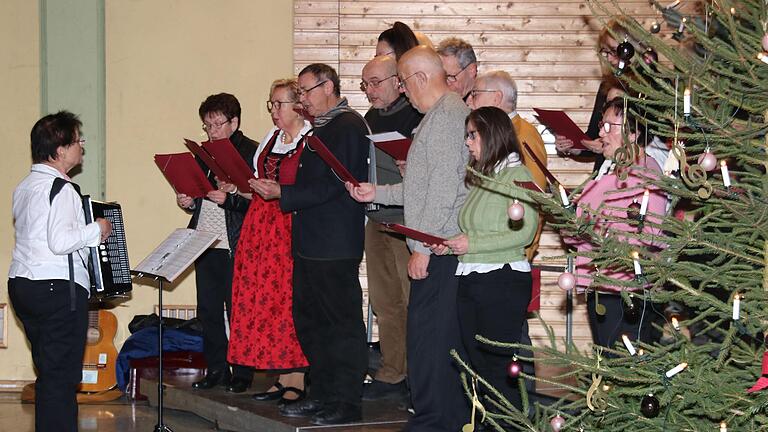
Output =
[{"x1": 348, "y1": 45, "x2": 470, "y2": 432}]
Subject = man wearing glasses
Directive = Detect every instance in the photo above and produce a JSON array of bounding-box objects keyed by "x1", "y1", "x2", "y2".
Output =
[
  {"x1": 359, "y1": 55, "x2": 423, "y2": 403},
  {"x1": 436, "y1": 37, "x2": 478, "y2": 101},
  {"x1": 347, "y1": 45, "x2": 470, "y2": 432},
  {"x1": 251, "y1": 64, "x2": 370, "y2": 425},
  {"x1": 176, "y1": 93, "x2": 256, "y2": 394}
]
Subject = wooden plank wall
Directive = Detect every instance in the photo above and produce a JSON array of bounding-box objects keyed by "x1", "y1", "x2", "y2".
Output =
[{"x1": 293, "y1": 0, "x2": 667, "y2": 354}]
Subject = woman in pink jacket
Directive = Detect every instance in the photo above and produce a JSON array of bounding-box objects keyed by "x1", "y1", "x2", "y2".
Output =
[{"x1": 567, "y1": 98, "x2": 667, "y2": 349}]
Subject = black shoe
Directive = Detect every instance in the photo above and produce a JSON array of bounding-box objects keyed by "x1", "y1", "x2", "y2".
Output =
[
  {"x1": 192, "y1": 370, "x2": 230, "y2": 390},
  {"x1": 280, "y1": 398, "x2": 324, "y2": 418},
  {"x1": 362, "y1": 379, "x2": 407, "y2": 401},
  {"x1": 226, "y1": 377, "x2": 251, "y2": 393},
  {"x1": 252, "y1": 382, "x2": 286, "y2": 401},
  {"x1": 311, "y1": 402, "x2": 362, "y2": 425},
  {"x1": 277, "y1": 387, "x2": 306, "y2": 407}
]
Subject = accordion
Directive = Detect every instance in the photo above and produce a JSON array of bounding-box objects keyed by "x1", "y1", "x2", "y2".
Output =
[{"x1": 82, "y1": 197, "x2": 132, "y2": 298}]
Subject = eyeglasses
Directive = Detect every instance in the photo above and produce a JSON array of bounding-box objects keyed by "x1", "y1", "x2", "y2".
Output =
[
  {"x1": 600, "y1": 48, "x2": 618, "y2": 58},
  {"x1": 446, "y1": 62, "x2": 473, "y2": 83},
  {"x1": 397, "y1": 72, "x2": 420, "y2": 90},
  {"x1": 71, "y1": 138, "x2": 86, "y2": 147},
  {"x1": 465, "y1": 129, "x2": 479, "y2": 140},
  {"x1": 202, "y1": 119, "x2": 231, "y2": 131},
  {"x1": 298, "y1": 80, "x2": 328, "y2": 97},
  {"x1": 599, "y1": 121, "x2": 623, "y2": 133},
  {"x1": 360, "y1": 75, "x2": 397, "y2": 92},
  {"x1": 266, "y1": 100, "x2": 296, "y2": 113},
  {"x1": 468, "y1": 89, "x2": 499, "y2": 99}
]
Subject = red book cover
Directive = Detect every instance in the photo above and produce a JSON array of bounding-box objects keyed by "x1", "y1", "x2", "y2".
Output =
[
  {"x1": 533, "y1": 108, "x2": 589, "y2": 150},
  {"x1": 381, "y1": 223, "x2": 446, "y2": 245},
  {"x1": 521, "y1": 142, "x2": 560, "y2": 186},
  {"x1": 306, "y1": 136, "x2": 360, "y2": 186},
  {"x1": 154, "y1": 153, "x2": 213, "y2": 198},
  {"x1": 367, "y1": 132, "x2": 412, "y2": 161},
  {"x1": 514, "y1": 180, "x2": 545, "y2": 193},
  {"x1": 200, "y1": 138, "x2": 255, "y2": 192},
  {"x1": 527, "y1": 267, "x2": 541, "y2": 313},
  {"x1": 183, "y1": 139, "x2": 231, "y2": 184}
]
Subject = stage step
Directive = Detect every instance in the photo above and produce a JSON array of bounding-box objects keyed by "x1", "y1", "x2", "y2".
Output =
[{"x1": 144, "y1": 379, "x2": 408, "y2": 431}]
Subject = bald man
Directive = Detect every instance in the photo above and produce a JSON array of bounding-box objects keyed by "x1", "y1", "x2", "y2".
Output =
[
  {"x1": 360, "y1": 55, "x2": 423, "y2": 402},
  {"x1": 348, "y1": 45, "x2": 470, "y2": 432},
  {"x1": 466, "y1": 70, "x2": 548, "y2": 261}
]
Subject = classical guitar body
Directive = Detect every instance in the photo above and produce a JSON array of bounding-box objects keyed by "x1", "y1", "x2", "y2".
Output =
[{"x1": 79, "y1": 309, "x2": 118, "y2": 393}]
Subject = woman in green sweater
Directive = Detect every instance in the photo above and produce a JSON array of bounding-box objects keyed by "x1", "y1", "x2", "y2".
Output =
[{"x1": 432, "y1": 106, "x2": 538, "y2": 410}]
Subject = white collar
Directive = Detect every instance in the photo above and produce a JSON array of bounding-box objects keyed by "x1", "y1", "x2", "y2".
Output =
[{"x1": 494, "y1": 152, "x2": 521, "y2": 173}]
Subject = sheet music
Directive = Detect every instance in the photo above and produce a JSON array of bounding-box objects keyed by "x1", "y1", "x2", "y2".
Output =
[
  {"x1": 366, "y1": 131, "x2": 407, "y2": 141},
  {"x1": 132, "y1": 228, "x2": 218, "y2": 283}
]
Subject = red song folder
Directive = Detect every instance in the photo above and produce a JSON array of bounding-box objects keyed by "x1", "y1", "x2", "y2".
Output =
[
  {"x1": 306, "y1": 136, "x2": 360, "y2": 186},
  {"x1": 381, "y1": 223, "x2": 446, "y2": 245},
  {"x1": 154, "y1": 153, "x2": 214, "y2": 198},
  {"x1": 521, "y1": 142, "x2": 560, "y2": 186},
  {"x1": 200, "y1": 138, "x2": 255, "y2": 192},
  {"x1": 514, "y1": 180, "x2": 545, "y2": 193},
  {"x1": 533, "y1": 108, "x2": 589, "y2": 150},
  {"x1": 183, "y1": 139, "x2": 230, "y2": 184},
  {"x1": 367, "y1": 132, "x2": 412, "y2": 161}
]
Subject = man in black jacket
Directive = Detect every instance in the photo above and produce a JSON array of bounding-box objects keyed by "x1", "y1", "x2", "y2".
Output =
[
  {"x1": 176, "y1": 93, "x2": 255, "y2": 393},
  {"x1": 251, "y1": 64, "x2": 369, "y2": 425}
]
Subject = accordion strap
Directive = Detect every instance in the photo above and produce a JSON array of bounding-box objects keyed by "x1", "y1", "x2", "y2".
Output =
[{"x1": 49, "y1": 177, "x2": 82, "y2": 312}]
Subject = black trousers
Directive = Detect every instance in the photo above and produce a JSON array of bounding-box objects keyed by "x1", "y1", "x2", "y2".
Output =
[
  {"x1": 292, "y1": 256, "x2": 367, "y2": 405},
  {"x1": 9, "y1": 278, "x2": 88, "y2": 432},
  {"x1": 407, "y1": 255, "x2": 469, "y2": 432},
  {"x1": 457, "y1": 266, "x2": 531, "y2": 411},
  {"x1": 587, "y1": 291, "x2": 662, "y2": 350},
  {"x1": 195, "y1": 248, "x2": 251, "y2": 380}
]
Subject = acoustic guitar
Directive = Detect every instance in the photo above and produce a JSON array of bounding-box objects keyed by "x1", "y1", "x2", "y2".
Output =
[{"x1": 79, "y1": 309, "x2": 118, "y2": 393}]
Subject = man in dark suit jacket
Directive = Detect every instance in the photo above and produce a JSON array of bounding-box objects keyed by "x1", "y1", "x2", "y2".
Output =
[{"x1": 251, "y1": 64, "x2": 369, "y2": 426}]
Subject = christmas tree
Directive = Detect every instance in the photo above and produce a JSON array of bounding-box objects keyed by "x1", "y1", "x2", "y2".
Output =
[{"x1": 453, "y1": 0, "x2": 768, "y2": 430}]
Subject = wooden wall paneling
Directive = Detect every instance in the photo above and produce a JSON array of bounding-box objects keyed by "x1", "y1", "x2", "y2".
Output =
[{"x1": 294, "y1": 0, "x2": 666, "y2": 354}]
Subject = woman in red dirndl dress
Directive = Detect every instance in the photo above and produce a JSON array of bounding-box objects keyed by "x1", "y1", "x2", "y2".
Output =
[{"x1": 228, "y1": 80, "x2": 310, "y2": 403}]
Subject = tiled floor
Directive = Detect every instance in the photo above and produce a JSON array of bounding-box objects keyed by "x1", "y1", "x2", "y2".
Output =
[
  {"x1": 0, "y1": 393, "x2": 218, "y2": 432},
  {"x1": 0, "y1": 394, "x2": 407, "y2": 432}
]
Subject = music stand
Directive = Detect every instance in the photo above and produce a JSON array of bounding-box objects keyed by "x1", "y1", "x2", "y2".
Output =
[{"x1": 132, "y1": 229, "x2": 219, "y2": 432}]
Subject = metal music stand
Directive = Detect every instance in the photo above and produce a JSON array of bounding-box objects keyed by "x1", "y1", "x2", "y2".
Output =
[
  {"x1": 131, "y1": 228, "x2": 219, "y2": 432},
  {"x1": 565, "y1": 256, "x2": 574, "y2": 353},
  {"x1": 132, "y1": 273, "x2": 174, "y2": 432}
]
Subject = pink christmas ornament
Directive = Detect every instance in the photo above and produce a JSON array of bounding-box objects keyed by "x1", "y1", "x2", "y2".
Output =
[
  {"x1": 698, "y1": 151, "x2": 717, "y2": 171},
  {"x1": 550, "y1": 415, "x2": 566, "y2": 431},
  {"x1": 762, "y1": 33, "x2": 768, "y2": 51},
  {"x1": 507, "y1": 359, "x2": 521, "y2": 378},
  {"x1": 557, "y1": 272, "x2": 576, "y2": 291},
  {"x1": 508, "y1": 200, "x2": 525, "y2": 221}
]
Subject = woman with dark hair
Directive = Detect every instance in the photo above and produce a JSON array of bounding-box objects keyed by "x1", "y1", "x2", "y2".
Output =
[
  {"x1": 432, "y1": 106, "x2": 538, "y2": 410},
  {"x1": 567, "y1": 97, "x2": 666, "y2": 349},
  {"x1": 376, "y1": 21, "x2": 419, "y2": 59},
  {"x1": 555, "y1": 21, "x2": 639, "y2": 171},
  {"x1": 225, "y1": 78, "x2": 310, "y2": 405},
  {"x1": 8, "y1": 111, "x2": 111, "y2": 432}
]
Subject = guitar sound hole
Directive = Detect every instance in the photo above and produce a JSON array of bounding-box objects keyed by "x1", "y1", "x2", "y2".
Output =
[{"x1": 86, "y1": 328, "x2": 101, "y2": 344}]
